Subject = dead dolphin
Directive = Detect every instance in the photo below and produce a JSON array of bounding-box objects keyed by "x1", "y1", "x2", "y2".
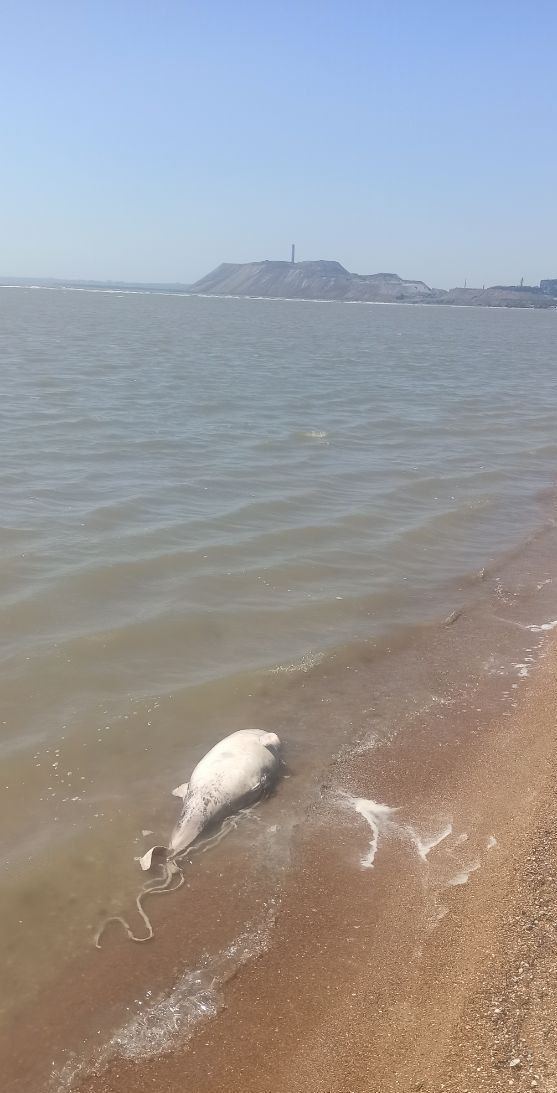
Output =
[
  {"x1": 95, "y1": 728, "x2": 281, "y2": 947},
  {"x1": 140, "y1": 728, "x2": 281, "y2": 870}
]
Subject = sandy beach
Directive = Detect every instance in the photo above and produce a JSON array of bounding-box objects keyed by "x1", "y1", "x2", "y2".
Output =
[{"x1": 60, "y1": 609, "x2": 557, "y2": 1092}]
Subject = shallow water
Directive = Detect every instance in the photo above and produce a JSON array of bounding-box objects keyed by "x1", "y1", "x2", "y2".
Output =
[{"x1": 1, "y1": 287, "x2": 557, "y2": 1072}]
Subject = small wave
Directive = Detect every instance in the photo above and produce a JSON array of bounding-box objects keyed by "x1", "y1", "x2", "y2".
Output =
[
  {"x1": 51, "y1": 909, "x2": 275, "y2": 1089},
  {"x1": 270, "y1": 650, "x2": 324, "y2": 674},
  {"x1": 526, "y1": 618, "x2": 557, "y2": 632},
  {"x1": 293, "y1": 429, "x2": 329, "y2": 442},
  {"x1": 351, "y1": 732, "x2": 380, "y2": 756}
]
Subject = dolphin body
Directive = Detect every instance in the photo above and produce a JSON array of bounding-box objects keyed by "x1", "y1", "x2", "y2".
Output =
[{"x1": 140, "y1": 728, "x2": 281, "y2": 870}]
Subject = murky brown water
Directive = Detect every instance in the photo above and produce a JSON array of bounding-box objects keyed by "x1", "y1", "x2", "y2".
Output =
[{"x1": 1, "y1": 286, "x2": 557, "y2": 1088}]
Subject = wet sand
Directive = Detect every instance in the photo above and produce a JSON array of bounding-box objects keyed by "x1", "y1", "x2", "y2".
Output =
[
  {"x1": 5, "y1": 540, "x2": 557, "y2": 1092},
  {"x1": 66, "y1": 621, "x2": 557, "y2": 1091}
]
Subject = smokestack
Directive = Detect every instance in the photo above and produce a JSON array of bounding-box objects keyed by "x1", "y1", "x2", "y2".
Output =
[{"x1": 291, "y1": 243, "x2": 295, "y2": 264}]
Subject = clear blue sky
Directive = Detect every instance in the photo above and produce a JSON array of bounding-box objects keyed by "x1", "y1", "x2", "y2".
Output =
[{"x1": 2, "y1": 1, "x2": 556, "y2": 287}]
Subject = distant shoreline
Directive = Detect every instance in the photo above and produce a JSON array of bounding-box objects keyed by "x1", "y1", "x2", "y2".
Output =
[
  {"x1": 4, "y1": 257, "x2": 557, "y2": 309},
  {"x1": 2, "y1": 281, "x2": 556, "y2": 311}
]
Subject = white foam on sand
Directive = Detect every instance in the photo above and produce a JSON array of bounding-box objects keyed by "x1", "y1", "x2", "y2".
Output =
[
  {"x1": 447, "y1": 861, "x2": 480, "y2": 887},
  {"x1": 514, "y1": 663, "x2": 531, "y2": 677},
  {"x1": 527, "y1": 619, "x2": 557, "y2": 632},
  {"x1": 345, "y1": 797, "x2": 400, "y2": 868},
  {"x1": 344, "y1": 794, "x2": 455, "y2": 871},
  {"x1": 411, "y1": 823, "x2": 454, "y2": 863}
]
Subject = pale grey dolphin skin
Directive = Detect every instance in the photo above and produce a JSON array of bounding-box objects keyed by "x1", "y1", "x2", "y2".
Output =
[{"x1": 140, "y1": 728, "x2": 281, "y2": 870}]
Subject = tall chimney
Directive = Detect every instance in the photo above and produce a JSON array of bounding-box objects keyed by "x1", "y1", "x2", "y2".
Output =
[{"x1": 291, "y1": 243, "x2": 295, "y2": 264}]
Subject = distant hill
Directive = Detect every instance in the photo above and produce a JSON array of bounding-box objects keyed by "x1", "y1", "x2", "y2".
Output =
[
  {"x1": 189, "y1": 260, "x2": 557, "y2": 308},
  {"x1": 189, "y1": 260, "x2": 435, "y2": 303}
]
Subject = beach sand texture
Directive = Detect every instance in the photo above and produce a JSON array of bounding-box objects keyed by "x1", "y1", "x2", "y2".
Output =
[{"x1": 72, "y1": 627, "x2": 557, "y2": 1093}]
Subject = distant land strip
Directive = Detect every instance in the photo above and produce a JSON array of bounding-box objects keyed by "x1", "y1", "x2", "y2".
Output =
[
  {"x1": 3, "y1": 264, "x2": 557, "y2": 308},
  {"x1": 188, "y1": 261, "x2": 557, "y2": 309}
]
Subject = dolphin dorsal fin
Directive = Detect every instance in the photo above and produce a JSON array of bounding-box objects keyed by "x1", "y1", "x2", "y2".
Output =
[{"x1": 172, "y1": 782, "x2": 189, "y2": 799}]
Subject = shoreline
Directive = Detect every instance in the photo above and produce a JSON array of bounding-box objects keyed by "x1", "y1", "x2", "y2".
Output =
[
  {"x1": 2, "y1": 283, "x2": 556, "y2": 310},
  {"x1": 3, "y1": 523, "x2": 557, "y2": 1092},
  {"x1": 75, "y1": 614, "x2": 557, "y2": 1093},
  {"x1": 188, "y1": 291, "x2": 557, "y2": 311}
]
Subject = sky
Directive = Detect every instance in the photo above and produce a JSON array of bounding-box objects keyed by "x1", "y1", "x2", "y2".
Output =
[{"x1": 1, "y1": 1, "x2": 556, "y2": 288}]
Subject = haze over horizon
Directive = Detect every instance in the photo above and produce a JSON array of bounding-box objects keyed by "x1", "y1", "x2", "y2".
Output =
[{"x1": 2, "y1": 1, "x2": 556, "y2": 289}]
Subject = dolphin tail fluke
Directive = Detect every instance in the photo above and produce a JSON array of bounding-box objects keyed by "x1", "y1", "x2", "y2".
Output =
[{"x1": 139, "y1": 844, "x2": 167, "y2": 871}]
